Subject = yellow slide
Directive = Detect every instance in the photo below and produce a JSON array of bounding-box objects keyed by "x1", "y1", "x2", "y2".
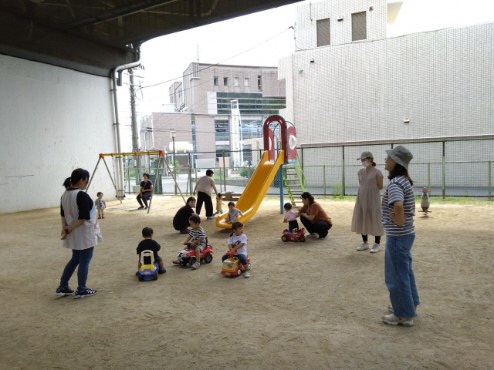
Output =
[{"x1": 216, "y1": 150, "x2": 285, "y2": 229}]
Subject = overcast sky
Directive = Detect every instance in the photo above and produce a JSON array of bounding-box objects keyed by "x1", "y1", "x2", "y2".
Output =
[{"x1": 135, "y1": 2, "x2": 299, "y2": 114}]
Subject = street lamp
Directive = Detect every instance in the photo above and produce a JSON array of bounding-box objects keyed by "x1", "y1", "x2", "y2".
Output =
[{"x1": 170, "y1": 129, "x2": 177, "y2": 194}]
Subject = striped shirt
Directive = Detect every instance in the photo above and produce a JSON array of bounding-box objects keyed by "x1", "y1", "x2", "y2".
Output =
[
  {"x1": 189, "y1": 226, "x2": 207, "y2": 247},
  {"x1": 382, "y1": 176, "x2": 415, "y2": 236}
]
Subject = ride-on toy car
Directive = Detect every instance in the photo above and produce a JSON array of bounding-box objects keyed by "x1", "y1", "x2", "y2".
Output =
[
  {"x1": 281, "y1": 228, "x2": 306, "y2": 242},
  {"x1": 137, "y1": 250, "x2": 159, "y2": 281},
  {"x1": 172, "y1": 240, "x2": 214, "y2": 267},
  {"x1": 221, "y1": 250, "x2": 251, "y2": 278}
]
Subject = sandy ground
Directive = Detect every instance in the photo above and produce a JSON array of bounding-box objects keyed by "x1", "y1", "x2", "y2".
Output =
[{"x1": 0, "y1": 195, "x2": 493, "y2": 370}]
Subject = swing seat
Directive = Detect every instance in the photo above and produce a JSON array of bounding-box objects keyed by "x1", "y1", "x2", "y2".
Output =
[{"x1": 87, "y1": 150, "x2": 181, "y2": 211}]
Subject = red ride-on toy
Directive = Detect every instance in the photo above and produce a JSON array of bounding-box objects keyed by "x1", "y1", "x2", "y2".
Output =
[
  {"x1": 221, "y1": 250, "x2": 251, "y2": 278},
  {"x1": 281, "y1": 228, "x2": 306, "y2": 242},
  {"x1": 172, "y1": 239, "x2": 214, "y2": 267}
]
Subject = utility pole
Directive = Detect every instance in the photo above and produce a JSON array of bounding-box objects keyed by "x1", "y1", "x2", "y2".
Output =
[
  {"x1": 170, "y1": 129, "x2": 177, "y2": 195},
  {"x1": 129, "y1": 69, "x2": 141, "y2": 180}
]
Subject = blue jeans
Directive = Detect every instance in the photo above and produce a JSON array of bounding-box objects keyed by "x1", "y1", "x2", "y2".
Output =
[
  {"x1": 222, "y1": 253, "x2": 247, "y2": 265},
  {"x1": 59, "y1": 247, "x2": 94, "y2": 292},
  {"x1": 385, "y1": 234, "x2": 419, "y2": 318}
]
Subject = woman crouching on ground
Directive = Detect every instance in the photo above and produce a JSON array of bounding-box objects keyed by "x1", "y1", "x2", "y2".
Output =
[{"x1": 298, "y1": 192, "x2": 332, "y2": 239}]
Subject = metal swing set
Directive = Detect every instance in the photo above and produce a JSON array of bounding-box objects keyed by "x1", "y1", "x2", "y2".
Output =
[{"x1": 87, "y1": 150, "x2": 184, "y2": 213}]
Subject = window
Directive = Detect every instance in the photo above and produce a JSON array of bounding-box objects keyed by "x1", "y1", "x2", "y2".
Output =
[
  {"x1": 224, "y1": 77, "x2": 228, "y2": 86},
  {"x1": 257, "y1": 75, "x2": 262, "y2": 91},
  {"x1": 234, "y1": 77, "x2": 239, "y2": 86},
  {"x1": 316, "y1": 18, "x2": 330, "y2": 47},
  {"x1": 244, "y1": 78, "x2": 250, "y2": 87},
  {"x1": 215, "y1": 120, "x2": 230, "y2": 142},
  {"x1": 214, "y1": 76, "x2": 218, "y2": 86},
  {"x1": 352, "y1": 11, "x2": 367, "y2": 41}
]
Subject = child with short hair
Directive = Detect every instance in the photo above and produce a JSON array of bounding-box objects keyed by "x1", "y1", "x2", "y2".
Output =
[
  {"x1": 213, "y1": 193, "x2": 224, "y2": 216},
  {"x1": 221, "y1": 222, "x2": 250, "y2": 278},
  {"x1": 183, "y1": 214, "x2": 207, "y2": 270},
  {"x1": 95, "y1": 192, "x2": 106, "y2": 219},
  {"x1": 225, "y1": 201, "x2": 243, "y2": 224},
  {"x1": 283, "y1": 202, "x2": 299, "y2": 231},
  {"x1": 136, "y1": 227, "x2": 166, "y2": 274}
]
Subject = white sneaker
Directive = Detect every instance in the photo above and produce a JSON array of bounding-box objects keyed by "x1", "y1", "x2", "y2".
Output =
[
  {"x1": 244, "y1": 270, "x2": 251, "y2": 278},
  {"x1": 388, "y1": 304, "x2": 419, "y2": 316},
  {"x1": 191, "y1": 261, "x2": 200, "y2": 270},
  {"x1": 370, "y1": 243, "x2": 381, "y2": 253},
  {"x1": 310, "y1": 233, "x2": 320, "y2": 239},
  {"x1": 356, "y1": 242, "x2": 369, "y2": 251},
  {"x1": 382, "y1": 313, "x2": 414, "y2": 327}
]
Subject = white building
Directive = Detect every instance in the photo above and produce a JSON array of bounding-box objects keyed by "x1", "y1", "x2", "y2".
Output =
[
  {"x1": 278, "y1": 0, "x2": 493, "y2": 193},
  {"x1": 142, "y1": 63, "x2": 286, "y2": 168},
  {"x1": 279, "y1": 0, "x2": 493, "y2": 143}
]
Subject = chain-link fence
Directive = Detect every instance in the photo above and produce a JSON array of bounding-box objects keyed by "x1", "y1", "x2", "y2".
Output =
[
  {"x1": 124, "y1": 135, "x2": 494, "y2": 199},
  {"x1": 299, "y1": 135, "x2": 494, "y2": 198}
]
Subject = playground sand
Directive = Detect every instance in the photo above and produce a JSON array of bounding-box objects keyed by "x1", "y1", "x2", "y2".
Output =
[{"x1": 0, "y1": 196, "x2": 493, "y2": 369}]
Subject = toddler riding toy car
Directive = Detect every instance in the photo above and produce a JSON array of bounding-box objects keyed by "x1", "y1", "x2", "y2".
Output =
[
  {"x1": 137, "y1": 250, "x2": 159, "y2": 281},
  {"x1": 281, "y1": 228, "x2": 306, "y2": 242},
  {"x1": 221, "y1": 250, "x2": 251, "y2": 278},
  {"x1": 172, "y1": 240, "x2": 214, "y2": 267}
]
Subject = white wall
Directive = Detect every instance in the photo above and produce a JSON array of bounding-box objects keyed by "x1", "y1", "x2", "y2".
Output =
[
  {"x1": 278, "y1": 20, "x2": 494, "y2": 190},
  {"x1": 280, "y1": 22, "x2": 494, "y2": 146},
  {"x1": 278, "y1": 56, "x2": 294, "y2": 123},
  {"x1": 0, "y1": 55, "x2": 117, "y2": 213},
  {"x1": 295, "y1": 0, "x2": 387, "y2": 48}
]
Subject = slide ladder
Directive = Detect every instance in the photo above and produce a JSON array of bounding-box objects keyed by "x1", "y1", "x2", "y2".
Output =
[{"x1": 283, "y1": 161, "x2": 306, "y2": 207}]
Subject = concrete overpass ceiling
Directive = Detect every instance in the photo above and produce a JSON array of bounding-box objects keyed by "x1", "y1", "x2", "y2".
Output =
[{"x1": 0, "y1": 0, "x2": 301, "y2": 76}]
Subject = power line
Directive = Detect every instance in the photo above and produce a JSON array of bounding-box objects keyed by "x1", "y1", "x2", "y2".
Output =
[{"x1": 138, "y1": 26, "x2": 294, "y2": 91}]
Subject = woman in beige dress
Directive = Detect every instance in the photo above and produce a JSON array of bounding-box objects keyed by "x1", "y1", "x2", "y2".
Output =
[{"x1": 351, "y1": 151, "x2": 384, "y2": 253}]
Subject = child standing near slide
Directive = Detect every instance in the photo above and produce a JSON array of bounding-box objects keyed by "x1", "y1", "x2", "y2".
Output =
[{"x1": 213, "y1": 193, "x2": 224, "y2": 216}]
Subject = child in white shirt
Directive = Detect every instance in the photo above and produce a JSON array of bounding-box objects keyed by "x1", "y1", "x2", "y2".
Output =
[{"x1": 221, "y1": 222, "x2": 250, "y2": 278}]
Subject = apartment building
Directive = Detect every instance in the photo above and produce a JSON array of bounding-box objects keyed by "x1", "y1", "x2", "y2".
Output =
[
  {"x1": 278, "y1": 0, "x2": 493, "y2": 191},
  {"x1": 279, "y1": 0, "x2": 493, "y2": 152},
  {"x1": 144, "y1": 62, "x2": 286, "y2": 167}
]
